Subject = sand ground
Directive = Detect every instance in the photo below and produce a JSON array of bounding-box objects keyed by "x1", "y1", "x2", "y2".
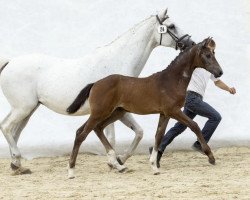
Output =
[{"x1": 0, "y1": 147, "x2": 249, "y2": 200}]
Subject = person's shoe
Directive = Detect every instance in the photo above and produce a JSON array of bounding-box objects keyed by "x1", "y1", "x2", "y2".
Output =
[
  {"x1": 192, "y1": 142, "x2": 205, "y2": 155},
  {"x1": 156, "y1": 151, "x2": 163, "y2": 168},
  {"x1": 149, "y1": 147, "x2": 163, "y2": 168}
]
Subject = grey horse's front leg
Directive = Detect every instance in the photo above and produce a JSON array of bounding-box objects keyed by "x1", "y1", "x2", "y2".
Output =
[{"x1": 117, "y1": 113, "x2": 143, "y2": 164}]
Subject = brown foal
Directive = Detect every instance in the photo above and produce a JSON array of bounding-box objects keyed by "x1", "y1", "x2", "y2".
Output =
[{"x1": 67, "y1": 37, "x2": 223, "y2": 178}]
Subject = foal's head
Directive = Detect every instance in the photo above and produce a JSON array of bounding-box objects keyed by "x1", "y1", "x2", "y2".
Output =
[{"x1": 194, "y1": 37, "x2": 223, "y2": 78}]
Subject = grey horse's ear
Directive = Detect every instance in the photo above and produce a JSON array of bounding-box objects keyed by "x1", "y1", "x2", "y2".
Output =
[
  {"x1": 163, "y1": 8, "x2": 168, "y2": 17},
  {"x1": 158, "y1": 8, "x2": 169, "y2": 21}
]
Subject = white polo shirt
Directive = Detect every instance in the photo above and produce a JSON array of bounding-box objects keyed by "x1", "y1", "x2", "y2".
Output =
[{"x1": 187, "y1": 68, "x2": 219, "y2": 97}]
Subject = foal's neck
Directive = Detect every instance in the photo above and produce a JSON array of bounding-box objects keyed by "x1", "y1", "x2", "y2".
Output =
[{"x1": 160, "y1": 47, "x2": 197, "y2": 93}]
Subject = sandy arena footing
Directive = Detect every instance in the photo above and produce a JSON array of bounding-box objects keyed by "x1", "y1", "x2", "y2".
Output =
[{"x1": 0, "y1": 146, "x2": 249, "y2": 200}]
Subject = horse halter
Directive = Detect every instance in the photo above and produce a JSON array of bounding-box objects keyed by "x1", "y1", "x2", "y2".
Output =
[{"x1": 156, "y1": 15, "x2": 191, "y2": 50}]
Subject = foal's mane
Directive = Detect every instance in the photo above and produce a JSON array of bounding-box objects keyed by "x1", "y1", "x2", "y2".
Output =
[{"x1": 154, "y1": 42, "x2": 201, "y2": 75}]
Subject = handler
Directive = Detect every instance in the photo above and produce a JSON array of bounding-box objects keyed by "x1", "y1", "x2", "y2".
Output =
[{"x1": 152, "y1": 67, "x2": 236, "y2": 167}]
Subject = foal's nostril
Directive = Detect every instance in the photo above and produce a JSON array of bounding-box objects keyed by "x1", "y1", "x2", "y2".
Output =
[{"x1": 219, "y1": 71, "x2": 223, "y2": 77}]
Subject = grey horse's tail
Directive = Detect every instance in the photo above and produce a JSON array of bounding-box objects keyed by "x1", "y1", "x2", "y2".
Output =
[
  {"x1": 67, "y1": 83, "x2": 94, "y2": 114},
  {"x1": 0, "y1": 58, "x2": 9, "y2": 74}
]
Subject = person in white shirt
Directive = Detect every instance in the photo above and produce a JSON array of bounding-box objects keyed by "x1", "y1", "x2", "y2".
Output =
[{"x1": 151, "y1": 68, "x2": 236, "y2": 167}]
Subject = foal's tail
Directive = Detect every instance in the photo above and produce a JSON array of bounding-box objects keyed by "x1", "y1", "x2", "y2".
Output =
[
  {"x1": 0, "y1": 57, "x2": 9, "y2": 74},
  {"x1": 67, "y1": 83, "x2": 94, "y2": 114}
]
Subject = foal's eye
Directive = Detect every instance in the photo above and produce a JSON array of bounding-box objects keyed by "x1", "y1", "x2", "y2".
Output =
[
  {"x1": 206, "y1": 54, "x2": 211, "y2": 59},
  {"x1": 168, "y1": 24, "x2": 175, "y2": 29}
]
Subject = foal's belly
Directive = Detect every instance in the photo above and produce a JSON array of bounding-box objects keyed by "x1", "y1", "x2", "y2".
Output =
[{"x1": 122, "y1": 104, "x2": 161, "y2": 115}]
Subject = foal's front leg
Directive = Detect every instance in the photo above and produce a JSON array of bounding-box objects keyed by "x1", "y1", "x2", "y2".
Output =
[
  {"x1": 172, "y1": 110, "x2": 215, "y2": 165},
  {"x1": 150, "y1": 114, "x2": 170, "y2": 175}
]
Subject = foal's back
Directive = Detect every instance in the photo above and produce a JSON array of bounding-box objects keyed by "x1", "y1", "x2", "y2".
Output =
[{"x1": 89, "y1": 74, "x2": 167, "y2": 115}]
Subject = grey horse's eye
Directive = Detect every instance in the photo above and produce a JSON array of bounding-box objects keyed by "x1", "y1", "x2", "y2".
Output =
[{"x1": 168, "y1": 24, "x2": 175, "y2": 29}]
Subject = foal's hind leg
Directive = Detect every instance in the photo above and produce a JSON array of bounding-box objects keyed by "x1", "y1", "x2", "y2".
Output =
[
  {"x1": 172, "y1": 110, "x2": 215, "y2": 165},
  {"x1": 94, "y1": 126, "x2": 127, "y2": 173},
  {"x1": 117, "y1": 113, "x2": 143, "y2": 164},
  {"x1": 93, "y1": 109, "x2": 128, "y2": 171},
  {"x1": 68, "y1": 116, "x2": 103, "y2": 179}
]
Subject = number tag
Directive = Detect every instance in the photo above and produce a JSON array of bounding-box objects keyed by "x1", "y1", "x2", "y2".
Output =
[{"x1": 158, "y1": 25, "x2": 167, "y2": 34}]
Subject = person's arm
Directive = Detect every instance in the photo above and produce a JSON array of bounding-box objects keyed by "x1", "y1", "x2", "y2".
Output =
[{"x1": 214, "y1": 79, "x2": 236, "y2": 94}]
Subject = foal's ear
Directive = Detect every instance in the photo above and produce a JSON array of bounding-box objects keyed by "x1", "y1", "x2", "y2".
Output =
[
  {"x1": 202, "y1": 37, "x2": 216, "y2": 51},
  {"x1": 158, "y1": 8, "x2": 169, "y2": 21},
  {"x1": 201, "y1": 37, "x2": 211, "y2": 48}
]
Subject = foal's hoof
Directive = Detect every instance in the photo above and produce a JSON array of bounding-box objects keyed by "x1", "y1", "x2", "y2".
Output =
[
  {"x1": 11, "y1": 167, "x2": 32, "y2": 175},
  {"x1": 68, "y1": 167, "x2": 75, "y2": 179},
  {"x1": 153, "y1": 167, "x2": 160, "y2": 175},
  {"x1": 209, "y1": 157, "x2": 216, "y2": 165},
  {"x1": 68, "y1": 175, "x2": 75, "y2": 179},
  {"x1": 153, "y1": 171, "x2": 160, "y2": 175},
  {"x1": 107, "y1": 162, "x2": 127, "y2": 173},
  {"x1": 151, "y1": 164, "x2": 160, "y2": 175}
]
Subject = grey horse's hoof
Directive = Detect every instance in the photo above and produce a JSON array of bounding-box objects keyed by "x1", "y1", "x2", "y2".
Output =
[
  {"x1": 10, "y1": 162, "x2": 19, "y2": 170},
  {"x1": 11, "y1": 163, "x2": 32, "y2": 175},
  {"x1": 107, "y1": 163, "x2": 114, "y2": 170},
  {"x1": 116, "y1": 157, "x2": 124, "y2": 165},
  {"x1": 118, "y1": 166, "x2": 128, "y2": 173},
  {"x1": 11, "y1": 167, "x2": 32, "y2": 175}
]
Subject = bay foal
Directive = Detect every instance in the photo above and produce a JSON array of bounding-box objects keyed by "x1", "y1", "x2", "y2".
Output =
[{"x1": 67, "y1": 38, "x2": 223, "y2": 178}]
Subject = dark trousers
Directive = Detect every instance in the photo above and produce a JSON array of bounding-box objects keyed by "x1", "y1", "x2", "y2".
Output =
[{"x1": 159, "y1": 91, "x2": 222, "y2": 153}]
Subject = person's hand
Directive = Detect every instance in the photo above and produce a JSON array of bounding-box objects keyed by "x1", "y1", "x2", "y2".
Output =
[{"x1": 229, "y1": 87, "x2": 236, "y2": 94}]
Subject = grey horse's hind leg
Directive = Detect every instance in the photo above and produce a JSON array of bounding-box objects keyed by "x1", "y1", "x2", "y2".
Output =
[
  {"x1": 104, "y1": 123, "x2": 116, "y2": 149},
  {"x1": 0, "y1": 105, "x2": 38, "y2": 174},
  {"x1": 12, "y1": 105, "x2": 39, "y2": 143}
]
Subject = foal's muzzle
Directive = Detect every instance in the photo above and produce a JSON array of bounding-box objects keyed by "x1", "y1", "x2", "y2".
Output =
[
  {"x1": 211, "y1": 66, "x2": 223, "y2": 78},
  {"x1": 214, "y1": 70, "x2": 223, "y2": 78}
]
